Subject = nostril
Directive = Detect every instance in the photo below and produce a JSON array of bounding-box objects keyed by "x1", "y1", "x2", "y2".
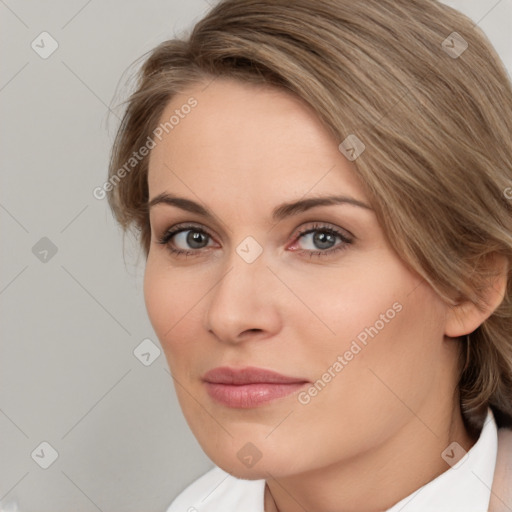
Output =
[{"x1": 243, "y1": 328, "x2": 263, "y2": 335}]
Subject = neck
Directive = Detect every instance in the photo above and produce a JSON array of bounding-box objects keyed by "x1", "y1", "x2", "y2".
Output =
[{"x1": 265, "y1": 401, "x2": 476, "y2": 512}]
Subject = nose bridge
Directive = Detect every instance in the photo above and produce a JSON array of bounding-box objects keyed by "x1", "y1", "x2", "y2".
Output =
[{"x1": 204, "y1": 244, "x2": 280, "y2": 342}]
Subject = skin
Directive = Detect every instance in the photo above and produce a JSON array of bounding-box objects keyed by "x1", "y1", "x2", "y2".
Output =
[{"x1": 144, "y1": 78, "x2": 505, "y2": 512}]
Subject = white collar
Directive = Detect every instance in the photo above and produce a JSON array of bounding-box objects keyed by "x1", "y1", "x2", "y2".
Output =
[{"x1": 386, "y1": 407, "x2": 498, "y2": 512}]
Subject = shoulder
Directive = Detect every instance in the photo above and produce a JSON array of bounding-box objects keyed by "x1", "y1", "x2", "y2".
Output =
[{"x1": 166, "y1": 466, "x2": 265, "y2": 512}]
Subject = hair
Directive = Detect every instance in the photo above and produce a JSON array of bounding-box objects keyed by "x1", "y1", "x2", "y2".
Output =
[{"x1": 106, "y1": 0, "x2": 512, "y2": 436}]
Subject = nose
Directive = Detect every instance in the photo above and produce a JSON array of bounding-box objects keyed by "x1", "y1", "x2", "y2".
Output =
[{"x1": 204, "y1": 250, "x2": 282, "y2": 344}]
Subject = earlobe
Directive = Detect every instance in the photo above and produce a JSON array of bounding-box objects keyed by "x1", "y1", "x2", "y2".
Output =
[
  {"x1": 445, "y1": 253, "x2": 509, "y2": 338},
  {"x1": 445, "y1": 301, "x2": 484, "y2": 338}
]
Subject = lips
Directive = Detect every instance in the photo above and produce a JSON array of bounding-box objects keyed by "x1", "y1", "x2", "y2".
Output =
[
  {"x1": 203, "y1": 366, "x2": 308, "y2": 385},
  {"x1": 202, "y1": 366, "x2": 309, "y2": 408}
]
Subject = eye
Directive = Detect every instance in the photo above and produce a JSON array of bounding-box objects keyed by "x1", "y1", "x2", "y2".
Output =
[
  {"x1": 156, "y1": 223, "x2": 216, "y2": 257},
  {"x1": 156, "y1": 222, "x2": 354, "y2": 259},
  {"x1": 289, "y1": 223, "x2": 353, "y2": 257}
]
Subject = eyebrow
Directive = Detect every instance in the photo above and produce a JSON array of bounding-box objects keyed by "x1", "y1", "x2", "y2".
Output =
[{"x1": 147, "y1": 193, "x2": 373, "y2": 222}]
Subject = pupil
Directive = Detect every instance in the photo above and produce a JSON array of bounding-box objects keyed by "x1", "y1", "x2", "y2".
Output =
[{"x1": 314, "y1": 231, "x2": 335, "y2": 249}]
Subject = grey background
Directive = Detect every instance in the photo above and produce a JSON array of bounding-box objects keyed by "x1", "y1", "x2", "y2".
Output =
[{"x1": 0, "y1": 1, "x2": 510, "y2": 511}]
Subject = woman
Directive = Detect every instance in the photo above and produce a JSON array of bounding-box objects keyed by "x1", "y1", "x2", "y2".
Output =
[{"x1": 106, "y1": 0, "x2": 512, "y2": 510}]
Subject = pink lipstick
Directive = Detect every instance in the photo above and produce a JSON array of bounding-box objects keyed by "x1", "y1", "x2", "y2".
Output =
[{"x1": 202, "y1": 366, "x2": 309, "y2": 408}]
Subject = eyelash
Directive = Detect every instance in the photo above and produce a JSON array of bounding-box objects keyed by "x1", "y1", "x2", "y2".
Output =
[{"x1": 156, "y1": 222, "x2": 353, "y2": 259}]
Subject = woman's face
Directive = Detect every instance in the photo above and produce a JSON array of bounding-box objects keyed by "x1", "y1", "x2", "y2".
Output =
[{"x1": 144, "y1": 78, "x2": 455, "y2": 478}]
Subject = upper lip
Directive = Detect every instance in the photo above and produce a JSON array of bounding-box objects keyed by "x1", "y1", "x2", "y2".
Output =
[{"x1": 202, "y1": 366, "x2": 309, "y2": 385}]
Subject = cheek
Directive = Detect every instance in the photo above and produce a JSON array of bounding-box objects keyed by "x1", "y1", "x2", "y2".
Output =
[
  {"x1": 144, "y1": 259, "x2": 172, "y2": 339},
  {"x1": 287, "y1": 258, "x2": 416, "y2": 356},
  {"x1": 283, "y1": 276, "x2": 447, "y2": 465},
  {"x1": 295, "y1": 258, "x2": 446, "y2": 404},
  {"x1": 302, "y1": 275, "x2": 446, "y2": 417},
  {"x1": 143, "y1": 259, "x2": 199, "y2": 354}
]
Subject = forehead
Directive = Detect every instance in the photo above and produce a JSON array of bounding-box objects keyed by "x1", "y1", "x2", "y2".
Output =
[{"x1": 147, "y1": 78, "x2": 367, "y2": 206}]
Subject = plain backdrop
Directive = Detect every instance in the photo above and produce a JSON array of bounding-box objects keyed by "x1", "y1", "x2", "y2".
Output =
[{"x1": 0, "y1": 1, "x2": 511, "y2": 511}]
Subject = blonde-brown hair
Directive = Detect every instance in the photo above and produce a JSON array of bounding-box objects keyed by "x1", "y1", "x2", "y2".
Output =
[{"x1": 106, "y1": 0, "x2": 512, "y2": 435}]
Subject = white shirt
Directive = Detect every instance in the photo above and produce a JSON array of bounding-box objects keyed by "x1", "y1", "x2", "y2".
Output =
[{"x1": 167, "y1": 408, "x2": 498, "y2": 512}]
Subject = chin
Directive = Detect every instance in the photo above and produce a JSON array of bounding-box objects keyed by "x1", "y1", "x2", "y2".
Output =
[
  {"x1": 223, "y1": 465, "x2": 268, "y2": 480},
  {"x1": 197, "y1": 438, "x2": 268, "y2": 476}
]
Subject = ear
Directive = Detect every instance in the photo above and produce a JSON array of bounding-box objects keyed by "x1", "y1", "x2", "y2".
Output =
[{"x1": 445, "y1": 253, "x2": 509, "y2": 337}]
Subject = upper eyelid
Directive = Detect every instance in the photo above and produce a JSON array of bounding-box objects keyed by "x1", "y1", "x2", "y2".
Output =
[
  {"x1": 296, "y1": 223, "x2": 354, "y2": 239},
  {"x1": 162, "y1": 222, "x2": 215, "y2": 239}
]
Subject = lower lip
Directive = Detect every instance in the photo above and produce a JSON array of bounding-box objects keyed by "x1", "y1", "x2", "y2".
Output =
[{"x1": 204, "y1": 382, "x2": 308, "y2": 408}]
